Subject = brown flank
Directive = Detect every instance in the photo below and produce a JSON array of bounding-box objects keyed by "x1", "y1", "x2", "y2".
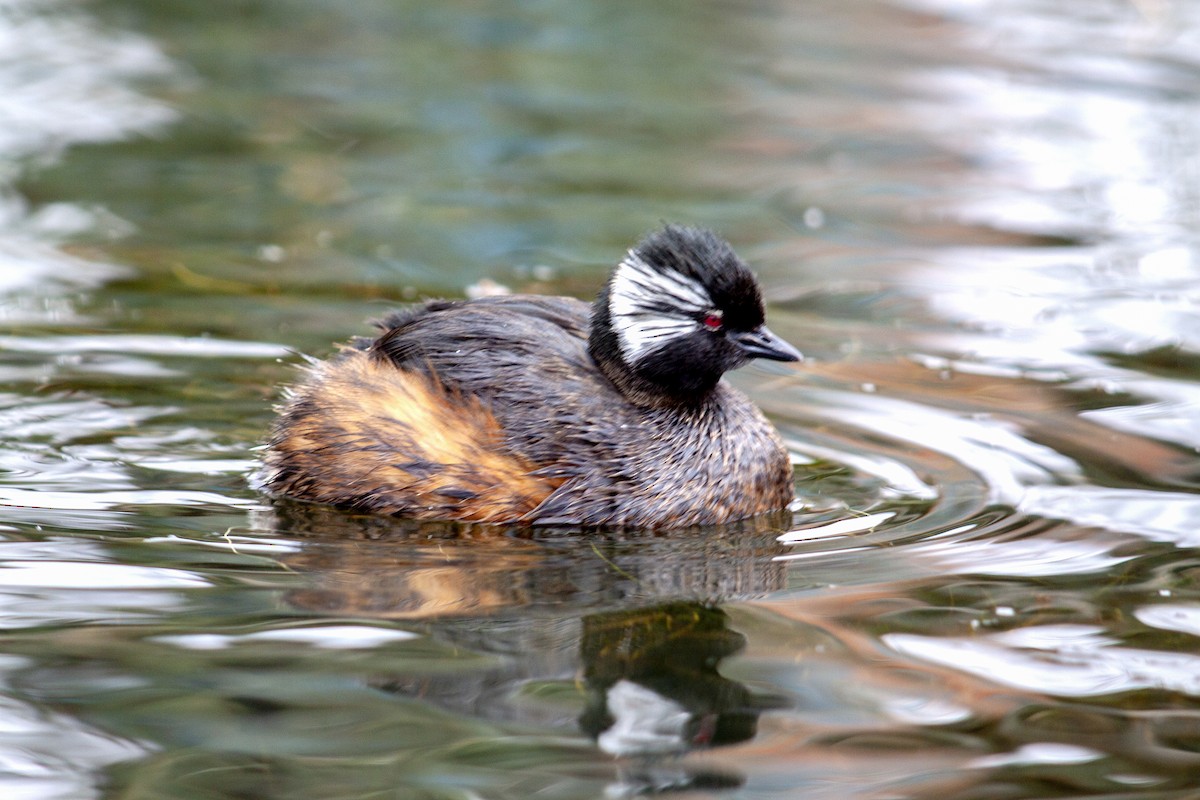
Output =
[{"x1": 264, "y1": 350, "x2": 560, "y2": 522}]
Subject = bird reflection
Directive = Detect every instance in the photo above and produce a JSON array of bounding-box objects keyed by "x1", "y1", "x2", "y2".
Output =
[
  {"x1": 578, "y1": 602, "x2": 785, "y2": 794},
  {"x1": 263, "y1": 501, "x2": 789, "y2": 618},
  {"x1": 580, "y1": 603, "x2": 773, "y2": 754},
  {"x1": 260, "y1": 503, "x2": 790, "y2": 792}
]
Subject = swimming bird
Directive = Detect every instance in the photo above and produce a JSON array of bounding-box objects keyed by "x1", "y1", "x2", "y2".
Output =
[{"x1": 262, "y1": 225, "x2": 800, "y2": 528}]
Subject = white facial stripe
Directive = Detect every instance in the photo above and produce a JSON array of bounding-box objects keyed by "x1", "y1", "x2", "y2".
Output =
[
  {"x1": 612, "y1": 252, "x2": 710, "y2": 310},
  {"x1": 620, "y1": 318, "x2": 696, "y2": 360},
  {"x1": 609, "y1": 252, "x2": 712, "y2": 362}
]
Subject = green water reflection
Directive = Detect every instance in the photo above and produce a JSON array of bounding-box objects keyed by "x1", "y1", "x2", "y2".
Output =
[{"x1": 35, "y1": 0, "x2": 772, "y2": 306}]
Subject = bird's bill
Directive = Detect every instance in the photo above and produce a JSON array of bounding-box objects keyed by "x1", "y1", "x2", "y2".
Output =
[{"x1": 729, "y1": 325, "x2": 803, "y2": 362}]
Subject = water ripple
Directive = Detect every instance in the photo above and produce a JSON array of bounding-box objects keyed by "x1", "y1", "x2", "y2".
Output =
[
  {"x1": 0, "y1": 334, "x2": 292, "y2": 359},
  {"x1": 1020, "y1": 485, "x2": 1200, "y2": 547},
  {"x1": 886, "y1": 625, "x2": 1200, "y2": 698},
  {"x1": 0, "y1": 486, "x2": 256, "y2": 512}
]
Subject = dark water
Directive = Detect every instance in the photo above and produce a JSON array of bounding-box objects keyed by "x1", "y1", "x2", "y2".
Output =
[{"x1": 4, "y1": 0, "x2": 1200, "y2": 797}]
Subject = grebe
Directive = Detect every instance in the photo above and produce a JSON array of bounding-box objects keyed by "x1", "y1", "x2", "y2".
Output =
[{"x1": 262, "y1": 225, "x2": 800, "y2": 528}]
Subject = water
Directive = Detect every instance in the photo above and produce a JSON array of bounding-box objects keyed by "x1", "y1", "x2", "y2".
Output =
[{"x1": 3, "y1": 0, "x2": 1200, "y2": 796}]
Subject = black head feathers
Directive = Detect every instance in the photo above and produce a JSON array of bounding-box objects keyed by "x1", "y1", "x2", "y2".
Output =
[{"x1": 589, "y1": 225, "x2": 799, "y2": 406}]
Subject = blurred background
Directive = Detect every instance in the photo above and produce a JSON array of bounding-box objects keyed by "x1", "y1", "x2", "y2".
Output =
[{"x1": 3, "y1": 0, "x2": 1200, "y2": 797}]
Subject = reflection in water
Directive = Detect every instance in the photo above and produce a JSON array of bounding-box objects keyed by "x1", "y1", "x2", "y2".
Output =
[
  {"x1": 264, "y1": 503, "x2": 790, "y2": 617},
  {"x1": 579, "y1": 604, "x2": 777, "y2": 792},
  {"x1": 0, "y1": 0, "x2": 174, "y2": 314},
  {"x1": 369, "y1": 601, "x2": 774, "y2": 795},
  {"x1": 253, "y1": 508, "x2": 789, "y2": 793},
  {"x1": 583, "y1": 606, "x2": 777, "y2": 753}
]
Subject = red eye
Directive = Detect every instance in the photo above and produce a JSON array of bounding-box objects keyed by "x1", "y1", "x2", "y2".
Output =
[{"x1": 702, "y1": 312, "x2": 723, "y2": 331}]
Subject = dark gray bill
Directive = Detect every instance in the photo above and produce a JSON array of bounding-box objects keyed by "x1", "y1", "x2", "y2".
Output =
[{"x1": 730, "y1": 325, "x2": 803, "y2": 362}]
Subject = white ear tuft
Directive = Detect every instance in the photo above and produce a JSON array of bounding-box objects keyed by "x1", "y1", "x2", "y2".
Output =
[{"x1": 608, "y1": 252, "x2": 712, "y2": 362}]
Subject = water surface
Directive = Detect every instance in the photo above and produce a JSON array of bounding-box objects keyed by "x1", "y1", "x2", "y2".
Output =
[{"x1": 4, "y1": 0, "x2": 1200, "y2": 797}]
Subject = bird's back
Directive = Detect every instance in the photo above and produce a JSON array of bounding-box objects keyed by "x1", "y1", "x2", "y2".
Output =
[{"x1": 370, "y1": 295, "x2": 608, "y2": 469}]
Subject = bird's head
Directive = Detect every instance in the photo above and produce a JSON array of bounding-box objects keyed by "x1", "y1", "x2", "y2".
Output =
[{"x1": 590, "y1": 225, "x2": 801, "y2": 406}]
